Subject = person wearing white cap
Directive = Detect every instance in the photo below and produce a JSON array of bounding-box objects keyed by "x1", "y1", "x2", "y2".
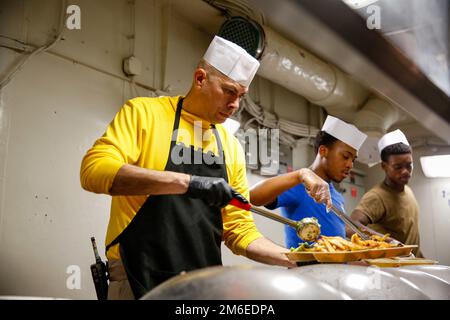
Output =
[
  {"x1": 250, "y1": 115, "x2": 367, "y2": 249},
  {"x1": 80, "y1": 35, "x2": 333, "y2": 299},
  {"x1": 349, "y1": 129, "x2": 422, "y2": 256}
]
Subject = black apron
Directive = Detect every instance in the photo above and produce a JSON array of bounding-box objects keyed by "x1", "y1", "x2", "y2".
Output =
[{"x1": 106, "y1": 97, "x2": 228, "y2": 299}]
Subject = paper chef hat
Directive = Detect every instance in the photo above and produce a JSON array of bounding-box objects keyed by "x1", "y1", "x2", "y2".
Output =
[
  {"x1": 322, "y1": 115, "x2": 368, "y2": 151},
  {"x1": 203, "y1": 36, "x2": 260, "y2": 87},
  {"x1": 378, "y1": 129, "x2": 410, "y2": 154}
]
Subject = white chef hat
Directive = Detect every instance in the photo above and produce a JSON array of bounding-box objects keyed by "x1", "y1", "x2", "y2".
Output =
[
  {"x1": 203, "y1": 35, "x2": 260, "y2": 87},
  {"x1": 378, "y1": 129, "x2": 410, "y2": 154},
  {"x1": 321, "y1": 115, "x2": 368, "y2": 151}
]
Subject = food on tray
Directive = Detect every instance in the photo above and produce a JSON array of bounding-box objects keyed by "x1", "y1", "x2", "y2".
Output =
[{"x1": 290, "y1": 234, "x2": 401, "y2": 253}]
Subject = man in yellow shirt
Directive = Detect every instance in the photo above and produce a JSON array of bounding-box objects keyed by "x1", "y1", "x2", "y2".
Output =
[{"x1": 80, "y1": 36, "x2": 331, "y2": 299}]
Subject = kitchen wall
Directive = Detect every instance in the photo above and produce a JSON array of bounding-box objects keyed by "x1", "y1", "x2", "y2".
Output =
[
  {"x1": 0, "y1": 0, "x2": 448, "y2": 300},
  {"x1": 364, "y1": 146, "x2": 450, "y2": 266}
]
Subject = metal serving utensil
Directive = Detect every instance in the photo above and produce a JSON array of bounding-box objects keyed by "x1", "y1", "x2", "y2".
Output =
[{"x1": 329, "y1": 204, "x2": 371, "y2": 240}]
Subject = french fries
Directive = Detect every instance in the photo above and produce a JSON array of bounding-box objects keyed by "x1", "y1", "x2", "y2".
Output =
[
  {"x1": 291, "y1": 234, "x2": 400, "y2": 253},
  {"x1": 322, "y1": 237, "x2": 336, "y2": 252}
]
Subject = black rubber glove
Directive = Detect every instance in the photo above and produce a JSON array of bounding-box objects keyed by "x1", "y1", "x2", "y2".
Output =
[{"x1": 186, "y1": 176, "x2": 234, "y2": 208}]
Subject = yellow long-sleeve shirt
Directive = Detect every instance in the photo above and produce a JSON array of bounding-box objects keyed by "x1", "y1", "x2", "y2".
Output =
[{"x1": 80, "y1": 96, "x2": 262, "y2": 260}]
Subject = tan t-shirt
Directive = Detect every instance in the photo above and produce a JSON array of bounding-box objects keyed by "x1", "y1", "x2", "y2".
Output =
[{"x1": 355, "y1": 182, "x2": 422, "y2": 257}]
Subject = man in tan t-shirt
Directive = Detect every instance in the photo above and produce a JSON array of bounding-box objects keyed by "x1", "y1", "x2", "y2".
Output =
[{"x1": 349, "y1": 130, "x2": 422, "y2": 257}]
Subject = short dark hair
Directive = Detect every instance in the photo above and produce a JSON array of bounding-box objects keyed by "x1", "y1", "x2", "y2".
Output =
[
  {"x1": 314, "y1": 131, "x2": 338, "y2": 154},
  {"x1": 380, "y1": 143, "x2": 412, "y2": 162}
]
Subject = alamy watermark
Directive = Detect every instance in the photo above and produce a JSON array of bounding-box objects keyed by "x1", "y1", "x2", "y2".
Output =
[
  {"x1": 64, "y1": 263, "x2": 384, "y2": 292},
  {"x1": 365, "y1": 265, "x2": 382, "y2": 290},
  {"x1": 63, "y1": 4, "x2": 380, "y2": 35},
  {"x1": 66, "y1": 264, "x2": 81, "y2": 290},
  {"x1": 66, "y1": 5, "x2": 81, "y2": 30},
  {"x1": 366, "y1": 4, "x2": 381, "y2": 30}
]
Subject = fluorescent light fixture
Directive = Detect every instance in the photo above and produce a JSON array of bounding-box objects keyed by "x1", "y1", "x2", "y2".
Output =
[
  {"x1": 420, "y1": 154, "x2": 450, "y2": 178},
  {"x1": 222, "y1": 118, "x2": 241, "y2": 135}
]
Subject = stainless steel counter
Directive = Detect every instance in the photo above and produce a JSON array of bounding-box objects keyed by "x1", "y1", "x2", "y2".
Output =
[{"x1": 142, "y1": 264, "x2": 450, "y2": 300}]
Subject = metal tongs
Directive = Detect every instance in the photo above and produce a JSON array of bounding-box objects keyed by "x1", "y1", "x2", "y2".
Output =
[
  {"x1": 229, "y1": 192, "x2": 321, "y2": 242},
  {"x1": 329, "y1": 204, "x2": 370, "y2": 240},
  {"x1": 229, "y1": 190, "x2": 371, "y2": 242}
]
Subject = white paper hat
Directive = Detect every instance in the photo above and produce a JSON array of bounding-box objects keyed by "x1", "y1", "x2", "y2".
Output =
[
  {"x1": 378, "y1": 129, "x2": 410, "y2": 154},
  {"x1": 203, "y1": 36, "x2": 260, "y2": 87},
  {"x1": 322, "y1": 115, "x2": 368, "y2": 151}
]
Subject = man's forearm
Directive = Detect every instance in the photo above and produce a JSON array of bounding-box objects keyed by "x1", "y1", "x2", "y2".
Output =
[
  {"x1": 249, "y1": 171, "x2": 302, "y2": 206},
  {"x1": 109, "y1": 164, "x2": 190, "y2": 195},
  {"x1": 346, "y1": 209, "x2": 370, "y2": 237},
  {"x1": 246, "y1": 237, "x2": 296, "y2": 268},
  {"x1": 347, "y1": 210, "x2": 394, "y2": 241},
  {"x1": 345, "y1": 221, "x2": 383, "y2": 238}
]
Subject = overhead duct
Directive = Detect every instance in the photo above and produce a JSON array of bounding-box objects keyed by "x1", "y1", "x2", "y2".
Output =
[
  {"x1": 354, "y1": 97, "x2": 401, "y2": 166},
  {"x1": 354, "y1": 97, "x2": 400, "y2": 136}
]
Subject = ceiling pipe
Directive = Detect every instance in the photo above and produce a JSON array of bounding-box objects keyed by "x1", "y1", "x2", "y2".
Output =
[
  {"x1": 258, "y1": 26, "x2": 402, "y2": 166},
  {"x1": 354, "y1": 97, "x2": 400, "y2": 136}
]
